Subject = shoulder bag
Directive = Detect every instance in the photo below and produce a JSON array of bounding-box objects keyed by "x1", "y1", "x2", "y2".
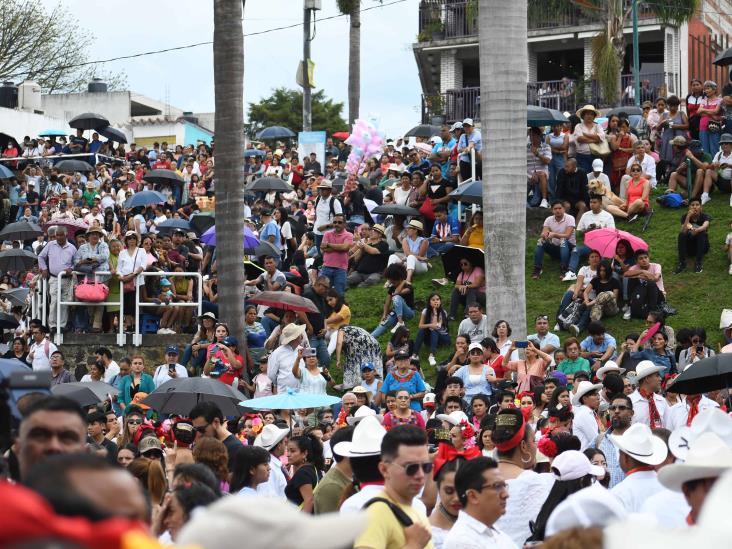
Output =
[{"x1": 123, "y1": 249, "x2": 140, "y2": 293}]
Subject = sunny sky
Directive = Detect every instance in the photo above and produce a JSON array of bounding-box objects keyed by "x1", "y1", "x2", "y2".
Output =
[{"x1": 42, "y1": 0, "x2": 422, "y2": 137}]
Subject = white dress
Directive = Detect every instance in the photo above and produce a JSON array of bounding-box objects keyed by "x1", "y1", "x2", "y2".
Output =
[{"x1": 494, "y1": 470, "x2": 554, "y2": 547}]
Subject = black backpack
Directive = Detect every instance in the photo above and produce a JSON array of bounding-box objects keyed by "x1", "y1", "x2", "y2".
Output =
[
  {"x1": 557, "y1": 299, "x2": 583, "y2": 330},
  {"x1": 363, "y1": 497, "x2": 414, "y2": 526}
]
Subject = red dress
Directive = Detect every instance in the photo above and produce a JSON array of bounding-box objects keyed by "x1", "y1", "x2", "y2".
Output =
[{"x1": 626, "y1": 177, "x2": 649, "y2": 210}]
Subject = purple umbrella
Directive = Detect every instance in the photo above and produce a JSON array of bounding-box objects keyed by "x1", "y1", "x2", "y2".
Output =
[{"x1": 200, "y1": 225, "x2": 259, "y2": 249}]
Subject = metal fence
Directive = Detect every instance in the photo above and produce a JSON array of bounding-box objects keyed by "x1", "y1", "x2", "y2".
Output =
[{"x1": 422, "y1": 87, "x2": 481, "y2": 125}]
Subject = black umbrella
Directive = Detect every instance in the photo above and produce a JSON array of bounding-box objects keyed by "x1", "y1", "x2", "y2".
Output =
[
  {"x1": 440, "y1": 245, "x2": 486, "y2": 283},
  {"x1": 404, "y1": 124, "x2": 441, "y2": 138},
  {"x1": 51, "y1": 381, "x2": 118, "y2": 406},
  {"x1": 255, "y1": 126, "x2": 296, "y2": 140},
  {"x1": 190, "y1": 213, "x2": 216, "y2": 236},
  {"x1": 1, "y1": 287, "x2": 29, "y2": 307},
  {"x1": 0, "y1": 220, "x2": 43, "y2": 241},
  {"x1": 371, "y1": 203, "x2": 421, "y2": 216},
  {"x1": 0, "y1": 312, "x2": 20, "y2": 329},
  {"x1": 97, "y1": 126, "x2": 127, "y2": 144},
  {"x1": 714, "y1": 46, "x2": 732, "y2": 66},
  {"x1": 156, "y1": 219, "x2": 191, "y2": 236},
  {"x1": 449, "y1": 180, "x2": 482, "y2": 205},
  {"x1": 527, "y1": 105, "x2": 568, "y2": 126},
  {"x1": 605, "y1": 106, "x2": 643, "y2": 117},
  {"x1": 669, "y1": 354, "x2": 732, "y2": 394},
  {"x1": 245, "y1": 177, "x2": 293, "y2": 193},
  {"x1": 142, "y1": 377, "x2": 248, "y2": 416},
  {"x1": 144, "y1": 169, "x2": 185, "y2": 186},
  {"x1": 246, "y1": 240, "x2": 281, "y2": 262},
  {"x1": 69, "y1": 112, "x2": 110, "y2": 131},
  {"x1": 0, "y1": 249, "x2": 37, "y2": 271},
  {"x1": 0, "y1": 132, "x2": 20, "y2": 150},
  {"x1": 56, "y1": 159, "x2": 94, "y2": 173}
]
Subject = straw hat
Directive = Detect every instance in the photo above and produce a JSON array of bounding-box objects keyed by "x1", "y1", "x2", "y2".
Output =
[
  {"x1": 576, "y1": 104, "x2": 600, "y2": 118},
  {"x1": 633, "y1": 360, "x2": 664, "y2": 382},
  {"x1": 436, "y1": 410, "x2": 469, "y2": 427},
  {"x1": 668, "y1": 408, "x2": 732, "y2": 460},
  {"x1": 346, "y1": 405, "x2": 384, "y2": 426},
  {"x1": 279, "y1": 323, "x2": 306, "y2": 345},
  {"x1": 596, "y1": 360, "x2": 625, "y2": 380},
  {"x1": 407, "y1": 219, "x2": 423, "y2": 232},
  {"x1": 609, "y1": 423, "x2": 668, "y2": 466}
]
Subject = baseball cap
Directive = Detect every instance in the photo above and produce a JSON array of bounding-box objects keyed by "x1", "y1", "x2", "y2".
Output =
[
  {"x1": 468, "y1": 342, "x2": 484, "y2": 353},
  {"x1": 394, "y1": 350, "x2": 410, "y2": 361},
  {"x1": 551, "y1": 450, "x2": 605, "y2": 481},
  {"x1": 222, "y1": 335, "x2": 238, "y2": 347},
  {"x1": 462, "y1": 118, "x2": 474, "y2": 126},
  {"x1": 138, "y1": 436, "x2": 163, "y2": 455},
  {"x1": 592, "y1": 158, "x2": 604, "y2": 171},
  {"x1": 423, "y1": 393, "x2": 436, "y2": 407},
  {"x1": 166, "y1": 345, "x2": 179, "y2": 355},
  {"x1": 361, "y1": 362, "x2": 375, "y2": 371},
  {"x1": 450, "y1": 121, "x2": 463, "y2": 132}
]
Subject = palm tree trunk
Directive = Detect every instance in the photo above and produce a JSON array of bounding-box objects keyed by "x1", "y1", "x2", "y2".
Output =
[
  {"x1": 213, "y1": 0, "x2": 247, "y2": 350},
  {"x1": 479, "y1": 0, "x2": 527, "y2": 338},
  {"x1": 348, "y1": 5, "x2": 361, "y2": 124}
]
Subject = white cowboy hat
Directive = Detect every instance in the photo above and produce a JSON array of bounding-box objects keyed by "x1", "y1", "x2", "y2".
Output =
[
  {"x1": 609, "y1": 423, "x2": 668, "y2": 466},
  {"x1": 551, "y1": 450, "x2": 606, "y2": 481},
  {"x1": 545, "y1": 484, "x2": 626, "y2": 538},
  {"x1": 596, "y1": 360, "x2": 626, "y2": 381},
  {"x1": 279, "y1": 323, "x2": 307, "y2": 345},
  {"x1": 435, "y1": 410, "x2": 469, "y2": 427},
  {"x1": 177, "y1": 495, "x2": 366, "y2": 549},
  {"x1": 658, "y1": 432, "x2": 732, "y2": 492},
  {"x1": 387, "y1": 163, "x2": 403, "y2": 174},
  {"x1": 333, "y1": 415, "x2": 385, "y2": 458},
  {"x1": 253, "y1": 423, "x2": 290, "y2": 451},
  {"x1": 571, "y1": 381, "x2": 603, "y2": 406},
  {"x1": 668, "y1": 408, "x2": 732, "y2": 460},
  {"x1": 576, "y1": 104, "x2": 600, "y2": 118},
  {"x1": 633, "y1": 360, "x2": 664, "y2": 382},
  {"x1": 346, "y1": 405, "x2": 384, "y2": 426},
  {"x1": 605, "y1": 469, "x2": 732, "y2": 549}
]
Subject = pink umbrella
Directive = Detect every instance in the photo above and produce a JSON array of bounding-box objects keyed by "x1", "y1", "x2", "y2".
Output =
[
  {"x1": 43, "y1": 219, "x2": 89, "y2": 238},
  {"x1": 583, "y1": 228, "x2": 648, "y2": 259},
  {"x1": 414, "y1": 142, "x2": 432, "y2": 154}
]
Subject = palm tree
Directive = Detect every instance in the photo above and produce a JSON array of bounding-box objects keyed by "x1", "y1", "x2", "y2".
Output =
[
  {"x1": 337, "y1": 0, "x2": 361, "y2": 124},
  {"x1": 479, "y1": 0, "x2": 528, "y2": 337},
  {"x1": 213, "y1": 0, "x2": 247, "y2": 347},
  {"x1": 573, "y1": 0, "x2": 700, "y2": 104}
]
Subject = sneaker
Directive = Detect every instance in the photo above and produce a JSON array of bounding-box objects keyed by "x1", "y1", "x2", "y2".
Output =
[
  {"x1": 623, "y1": 309, "x2": 632, "y2": 320},
  {"x1": 531, "y1": 267, "x2": 542, "y2": 280},
  {"x1": 431, "y1": 277, "x2": 449, "y2": 287},
  {"x1": 411, "y1": 354, "x2": 419, "y2": 361},
  {"x1": 428, "y1": 354, "x2": 436, "y2": 366},
  {"x1": 695, "y1": 262, "x2": 703, "y2": 273},
  {"x1": 569, "y1": 324, "x2": 579, "y2": 337},
  {"x1": 701, "y1": 192, "x2": 711, "y2": 205},
  {"x1": 539, "y1": 198, "x2": 550, "y2": 208},
  {"x1": 390, "y1": 321, "x2": 405, "y2": 334},
  {"x1": 553, "y1": 323, "x2": 560, "y2": 331},
  {"x1": 673, "y1": 262, "x2": 686, "y2": 274},
  {"x1": 562, "y1": 271, "x2": 577, "y2": 282}
]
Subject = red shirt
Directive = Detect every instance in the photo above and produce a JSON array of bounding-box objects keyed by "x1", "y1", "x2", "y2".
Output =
[{"x1": 322, "y1": 229, "x2": 354, "y2": 270}]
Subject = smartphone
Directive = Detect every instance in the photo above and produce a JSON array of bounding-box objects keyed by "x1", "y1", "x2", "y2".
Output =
[{"x1": 515, "y1": 341, "x2": 529, "y2": 348}]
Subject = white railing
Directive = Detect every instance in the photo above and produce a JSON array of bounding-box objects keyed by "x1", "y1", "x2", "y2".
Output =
[
  {"x1": 54, "y1": 271, "x2": 125, "y2": 346},
  {"x1": 0, "y1": 152, "x2": 118, "y2": 165},
  {"x1": 132, "y1": 271, "x2": 203, "y2": 346},
  {"x1": 30, "y1": 277, "x2": 48, "y2": 326}
]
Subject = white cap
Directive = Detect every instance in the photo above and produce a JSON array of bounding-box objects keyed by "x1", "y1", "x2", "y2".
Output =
[
  {"x1": 429, "y1": 135, "x2": 442, "y2": 144},
  {"x1": 545, "y1": 484, "x2": 626, "y2": 538},
  {"x1": 592, "y1": 158, "x2": 604, "y2": 171},
  {"x1": 468, "y1": 342, "x2": 484, "y2": 353},
  {"x1": 450, "y1": 122, "x2": 463, "y2": 132},
  {"x1": 551, "y1": 450, "x2": 606, "y2": 481},
  {"x1": 423, "y1": 392, "x2": 436, "y2": 406},
  {"x1": 462, "y1": 118, "x2": 474, "y2": 126}
]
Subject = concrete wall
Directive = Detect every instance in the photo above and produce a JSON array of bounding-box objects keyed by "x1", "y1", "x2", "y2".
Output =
[
  {"x1": 440, "y1": 49, "x2": 463, "y2": 93},
  {"x1": 0, "y1": 106, "x2": 72, "y2": 141},
  {"x1": 41, "y1": 91, "x2": 132, "y2": 126}
]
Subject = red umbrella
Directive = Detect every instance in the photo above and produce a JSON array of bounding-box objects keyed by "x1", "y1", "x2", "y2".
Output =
[
  {"x1": 43, "y1": 219, "x2": 89, "y2": 238},
  {"x1": 247, "y1": 291, "x2": 319, "y2": 313},
  {"x1": 332, "y1": 131, "x2": 350, "y2": 140},
  {"x1": 583, "y1": 228, "x2": 648, "y2": 259}
]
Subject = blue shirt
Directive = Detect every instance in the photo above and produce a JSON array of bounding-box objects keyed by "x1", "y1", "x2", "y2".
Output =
[
  {"x1": 380, "y1": 371, "x2": 427, "y2": 411},
  {"x1": 527, "y1": 332, "x2": 561, "y2": 352},
  {"x1": 458, "y1": 130, "x2": 482, "y2": 163},
  {"x1": 453, "y1": 364, "x2": 494, "y2": 403},
  {"x1": 580, "y1": 334, "x2": 617, "y2": 360},
  {"x1": 431, "y1": 217, "x2": 460, "y2": 240},
  {"x1": 629, "y1": 348, "x2": 677, "y2": 377},
  {"x1": 259, "y1": 220, "x2": 281, "y2": 247},
  {"x1": 433, "y1": 138, "x2": 456, "y2": 177}
]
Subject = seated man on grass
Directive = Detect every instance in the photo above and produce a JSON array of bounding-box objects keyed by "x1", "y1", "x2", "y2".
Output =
[
  {"x1": 666, "y1": 138, "x2": 711, "y2": 199},
  {"x1": 623, "y1": 249, "x2": 665, "y2": 320},
  {"x1": 532, "y1": 200, "x2": 576, "y2": 280},
  {"x1": 674, "y1": 198, "x2": 710, "y2": 274},
  {"x1": 564, "y1": 194, "x2": 615, "y2": 281}
]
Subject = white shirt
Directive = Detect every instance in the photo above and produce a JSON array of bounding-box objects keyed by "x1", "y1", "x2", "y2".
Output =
[
  {"x1": 28, "y1": 338, "x2": 57, "y2": 371},
  {"x1": 152, "y1": 363, "x2": 189, "y2": 387},
  {"x1": 313, "y1": 194, "x2": 342, "y2": 235},
  {"x1": 586, "y1": 171, "x2": 612, "y2": 190},
  {"x1": 611, "y1": 469, "x2": 664, "y2": 512},
  {"x1": 625, "y1": 154, "x2": 657, "y2": 187},
  {"x1": 495, "y1": 471, "x2": 554, "y2": 547},
  {"x1": 713, "y1": 150, "x2": 732, "y2": 179},
  {"x1": 339, "y1": 483, "x2": 427, "y2": 515},
  {"x1": 630, "y1": 389, "x2": 670, "y2": 428},
  {"x1": 444, "y1": 511, "x2": 518, "y2": 549},
  {"x1": 665, "y1": 396, "x2": 719, "y2": 431},
  {"x1": 640, "y1": 488, "x2": 690, "y2": 528},
  {"x1": 267, "y1": 343, "x2": 300, "y2": 391},
  {"x1": 576, "y1": 209, "x2": 615, "y2": 232},
  {"x1": 573, "y1": 404, "x2": 600, "y2": 451},
  {"x1": 256, "y1": 453, "x2": 287, "y2": 499},
  {"x1": 102, "y1": 360, "x2": 120, "y2": 383}
]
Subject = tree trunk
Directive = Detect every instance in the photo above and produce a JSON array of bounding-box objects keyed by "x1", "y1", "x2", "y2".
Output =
[
  {"x1": 479, "y1": 0, "x2": 527, "y2": 338},
  {"x1": 213, "y1": 0, "x2": 247, "y2": 350},
  {"x1": 348, "y1": 5, "x2": 361, "y2": 124}
]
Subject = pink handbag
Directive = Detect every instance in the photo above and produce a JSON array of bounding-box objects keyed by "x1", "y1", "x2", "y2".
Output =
[{"x1": 75, "y1": 278, "x2": 109, "y2": 302}]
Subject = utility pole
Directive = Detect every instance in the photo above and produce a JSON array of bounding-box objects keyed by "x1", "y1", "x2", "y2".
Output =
[
  {"x1": 303, "y1": 2, "x2": 312, "y2": 131},
  {"x1": 632, "y1": 0, "x2": 640, "y2": 107}
]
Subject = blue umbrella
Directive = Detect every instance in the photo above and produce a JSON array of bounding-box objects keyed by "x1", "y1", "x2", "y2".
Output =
[
  {"x1": 200, "y1": 225, "x2": 259, "y2": 249},
  {"x1": 255, "y1": 126, "x2": 296, "y2": 140},
  {"x1": 125, "y1": 190, "x2": 167, "y2": 209},
  {"x1": 156, "y1": 218, "x2": 192, "y2": 234},
  {"x1": 241, "y1": 388, "x2": 341, "y2": 410},
  {"x1": 244, "y1": 149, "x2": 266, "y2": 158},
  {"x1": 449, "y1": 180, "x2": 482, "y2": 205},
  {"x1": 0, "y1": 164, "x2": 14, "y2": 180},
  {"x1": 38, "y1": 129, "x2": 69, "y2": 137}
]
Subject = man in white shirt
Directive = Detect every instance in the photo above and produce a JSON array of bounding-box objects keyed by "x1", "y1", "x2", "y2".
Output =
[
  {"x1": 95, "y1": 347, "x2": 120, "y2": 383},
  {"x1": 620, "y1": 141, "x2": 656, "y2": 196},
  {"x1": 445, "y1": 457, "x2": 517, "y2": 549},
  {"x1": 27, "y1": 325, "x2": 57, "y2": 371},
  {"x1": 564, "y1": 194, "x2": 616, "y2": 281},
  {"x1": 267, "y1": 323, "x2": 306, "y2": 392},
  {"x1": 152, "y1": 346, "x2": 189, "y2": 388},
  {"x1": 629, "y1": 361, "x2": 670, "y2": 428},
  {"x1": 313, "y1": 180, "x2": 342, "y2": 249},
  {"x1": 83, "y1": 204, "x2": 104, "y2": 227},
  {"x1": 571, "y1": 381, "x2": 603, "y2": 451},
  {"x1": 610, "y1": 423, "x2": 668, "y2": 512},
  {"x1": 587, "y1": 158, "x2": 612, "y2": 192},
  {"x1": 457, "y1": 304, "x2": 489, "y2": 342},
  {"x1": 665, "y1": 392, "x2": 719, "y2": 431}
]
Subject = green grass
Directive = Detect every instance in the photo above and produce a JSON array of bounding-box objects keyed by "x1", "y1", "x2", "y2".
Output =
[{"x1": 343, "y1": 188, "x2": 731, "y2": 387}]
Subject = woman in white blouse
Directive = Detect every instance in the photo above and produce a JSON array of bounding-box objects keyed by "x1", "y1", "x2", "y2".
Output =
[{"x1": 117, "y1": 231, "x2": 148, "y2": 331}]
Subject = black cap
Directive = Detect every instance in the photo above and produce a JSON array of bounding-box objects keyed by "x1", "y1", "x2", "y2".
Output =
[{"x1": 394, "y1": 350, "x2": 411, "y2": 361}]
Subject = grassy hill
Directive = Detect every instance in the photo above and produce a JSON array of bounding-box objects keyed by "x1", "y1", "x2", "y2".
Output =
[{"x1": 343, "y1": 188, "x2": 730, "y2": 386}]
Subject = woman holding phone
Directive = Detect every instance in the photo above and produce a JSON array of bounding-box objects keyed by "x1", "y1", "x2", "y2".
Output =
[{"x1": 504, "y1": 341, "x2": 552, "y2": 393}]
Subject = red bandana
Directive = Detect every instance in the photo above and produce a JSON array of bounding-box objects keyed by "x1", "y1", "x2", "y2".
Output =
[
  {"x1": 686, "y1": 394, "x2": 701, "y2": 426},
  {"x1": 640, "y1": 388, "x2": 662, "y2": 428}
]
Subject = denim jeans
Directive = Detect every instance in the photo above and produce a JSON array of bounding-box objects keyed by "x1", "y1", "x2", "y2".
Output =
[
  {"x1": 320, "y1": 266, "x2": 347, "y2": 296},
  {"x1": 568, "y1": 244, "x2": 591, "y2": 274},
  {"x1": 534, "y1": 240, "x2": 573, "y2": 269},
  {"x1": 700, "y1": 130, "x2": 721, "y2": 157},
  {"x1": 428, "y1": 242, "x2": 456, "y2": 256},
  {"x1": 576, "y1": 153, "x2": 594, "y2": 174},
  {"x1": 371, "y1": 295, "x2": 415, "y2": 337},
  {"x1": 181, "y1": 343, "x2": 208, "y2": 373},
  {"x1": 414, "y1": 328, "x2": 451, "y2": 354},
  {"x1": 549, "y1": 155, "x2": 565, "y2": 201}
]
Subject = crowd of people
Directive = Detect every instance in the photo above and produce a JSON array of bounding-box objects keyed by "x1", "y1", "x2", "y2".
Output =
[{"x1": 0, "y1": 75, "x2": 731, "y2": 548}]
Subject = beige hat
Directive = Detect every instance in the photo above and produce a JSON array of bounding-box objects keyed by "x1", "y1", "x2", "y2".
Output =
[
  {"x1": 596, "y1": 360, "x2": 625, "y2": 380},
  {"x1": 317, "y1": 180, "x2": 333, "y2": 189},
  {"x1": 371, "y1": 224, "x2": 386, "y2": 236},
  {"x1": 576, "y1": 104, "x2": 600, "y2": 118},
  {"x1": 253, "y1": 423, "x2": 290, "y2": 451},
  {"x1": 279, "y1": 323, "x2": 307, "y2": 345},
  {"x1": 407, "y1": 219, "x2": 423, "y2": 232}
]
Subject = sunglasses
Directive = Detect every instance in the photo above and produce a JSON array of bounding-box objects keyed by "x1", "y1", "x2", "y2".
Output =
[
  {"x1": 535, "y1": 315, "x2": 548, "y2": 321},
  {"x1": 630, "y1": 168, "x2": 641, "y2": 172},
  {"x1": 332, "y1": 221, "x2": 344, "y2": 225},
  {"x1": 609, "y1": 405, "x2": 631, "y2": 411},
  {"x1": 127, "y1": 419, "x2": 142, "y2": 425},
  {"x1": 392, "y1": 461, "x2": 433, "y2": 476}
]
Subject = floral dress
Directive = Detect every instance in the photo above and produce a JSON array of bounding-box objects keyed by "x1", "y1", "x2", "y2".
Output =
[{"x1": 340, "y1": 325, "x2": 384, "y2": 388}]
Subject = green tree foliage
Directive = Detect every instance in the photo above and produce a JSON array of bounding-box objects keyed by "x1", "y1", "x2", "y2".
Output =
[
  {"x1": 247, "y1": 88, "x2": 348, "y2": 136},
  {"x1": 0, "y1": 0, "x2": 126, "y2": 92}
]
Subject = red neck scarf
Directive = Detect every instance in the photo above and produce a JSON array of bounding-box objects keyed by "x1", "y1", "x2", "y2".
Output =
[
  {"x1": 639, "y1": 388, "x2": 662, "y2": 428},
  {"x1": 686, "y1": 394, "x2": 702, "y2": 426}
]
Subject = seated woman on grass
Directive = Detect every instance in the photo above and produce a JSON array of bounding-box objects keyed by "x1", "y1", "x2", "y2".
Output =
[{"x1": 371, "y1": 262, "x2": 415, "y2": 338}]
